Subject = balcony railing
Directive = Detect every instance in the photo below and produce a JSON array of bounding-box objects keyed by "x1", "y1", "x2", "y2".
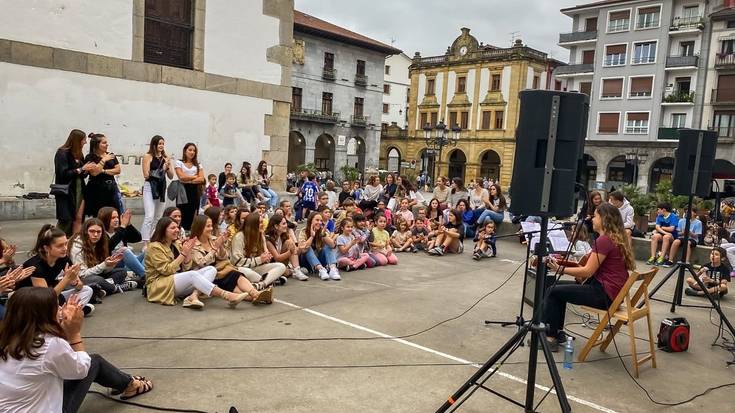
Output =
[
  {"x1": 665, "y1": 55, "x2": 699, "y2": 68},
  {"x1": 658, "y1": 127, "x2": 681, "y2": 140},
  {"x1": 355, "y1": 73, "x2": 368, "y2": 86},
  {"x1": 603, "y1": 55, "x2": 626, "y2": 66},
  {"x1": 558, "y1": 30, "x2": 597, "y2": 44},
  {"x1": 290, "y1": 108, "x2": 340, "y2": 124},
  {"x1": 670, "y1": 16, "x2": 704, "y2": 31},
  {"x1": 412, "y1": 45, "x2": 548, "y2": 67},
  {"x1": 322, "y1": 67, "x2": 337, "y2": 80},
  {"x1": 715, "y1": 53, "x2": 735, "y2": 68},
  {"x1": 632, "y1": 55, "x2": 656, "y2": 64},
  {"x1": 663, "y1": 90, "x2": 695, "y2": 103},
  {"x1": 351, "y1": 115, "x2": 368, "y2": 127},
  {"x1": 711, "y1": 88, "x2": 735, "y2": 104},
  {"x1": 553, "y1": 63, "x2": 594, "y2": 76}
]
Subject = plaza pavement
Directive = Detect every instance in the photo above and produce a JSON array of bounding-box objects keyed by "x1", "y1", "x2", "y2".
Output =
[{"x1": 1, "y1": 217, "x2": 734, "y2": 413}]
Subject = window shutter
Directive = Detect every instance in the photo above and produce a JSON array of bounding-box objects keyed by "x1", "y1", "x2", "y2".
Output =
[
  {"x1": 599, "y1": 113, "x2": 620, "y2": 133},
  {"x1": 630, "y1": 77, "x2": 653, "y2": 93},
  {"x1": 610, "y1": 10, "x2": 630, "y2": 20},
  {"x1": 627, "y1": 112, "x2": 649, "y2": 121},
  {"x1": 580, "y1": 82, "x2": 592, "y2": 96},
  {"x1": 602, "y1": 79, "x2": 623, "y2": 95},
  {"x1": 606, "y1": 44, "x2": 626, "y2": 54},
  {"x1": 639, "y1": 6, "x2": 660, "y2": 14}
]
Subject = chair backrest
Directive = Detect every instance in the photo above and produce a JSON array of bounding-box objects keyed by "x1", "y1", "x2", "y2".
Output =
[{"x1": 606, "y1": 268, "x2": 659, "y2": 313}]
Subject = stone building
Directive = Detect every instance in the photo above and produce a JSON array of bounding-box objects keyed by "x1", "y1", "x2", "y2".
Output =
[
  {"x1": 0, "y1": 0, "x2": 293, "y2": 196},
  {"x1": 379, "y1": 28, "x2": 562, "y2": 186},
  {"x1": 288, "y1": 11, "x2": 401, "y2": 177}
]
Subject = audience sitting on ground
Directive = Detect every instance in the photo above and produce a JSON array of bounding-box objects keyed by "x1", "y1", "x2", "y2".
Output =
[
  {"x1": 68, "y1": 218, "x2": 133, "y2": 297},
  {"x1": 20, "y1": 225, "x2": 95, "y2": 316},
  {"x1": 411, "y1": 219, "x2": 430, "y2": 252},
  {"x1": 144, "y1": 217, "x2": 248, "y2": 309},
  {"x1": 298, "y1": 211, "x2": 341, "y2": 280},
  {"x1": 685, "y1": 247, "x2": 731, "y2": 297},
  {"x1": 265, "y1": 214, "x2": 309, "y2": 281},
  {"x1": 647, "y1": 202, "x2": 679, "y2": 267},
  {"x1": 608, "y1": 191, "x2": 634, "y2": 240},
  {"x1": 473, "y1": 221, "x2": 497, "y2": 260},
  {"x1": 230, "y1": 213, "x2": 287, "y2": 289},
  {"x1": 162, "y1": 207, "x2": 186, "y2": 241},
  {"x1": 667, "y1": 206, "x2": 702, "y2": 265},
  {"x1": 98, "y1": 207, "x2": 145, "y2": 281},
  {"x1": 369, "y1": 213, "x2": 398, "y2": 265},
  {"x1": 391, "y1": 219, "x2": 415, "y2": 253},
  {"x1": 428, "y1": 209, "x2": 464, "y2": 256},
  {"x1": 188, "y1": 215, "x2": 270, "y2": 306},
  {"x1": 0, "y1": 288, "x2": 154, "y2": 412},
  {"x1": 335, "y1": 218, "x2": 371, "y2": 272},
  {"x1": 352, "y1": 214, "x2": 377, "y2": 268}
]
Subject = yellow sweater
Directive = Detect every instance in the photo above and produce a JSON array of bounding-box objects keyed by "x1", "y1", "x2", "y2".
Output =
[{"x1": 144, "y1": 241, "x2": 190, "y2": 305}]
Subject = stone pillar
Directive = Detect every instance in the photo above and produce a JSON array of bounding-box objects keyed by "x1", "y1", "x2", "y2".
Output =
[
  {"x1": 636, "y1": 160, "x2": 652, "y2": 193},
  {"x1": 334, "y1": 145, "x2": 348, "y2": 181},
  {"x1": 305, "y1": 146, "x2": 316, "y2": 164},
  {"x1": 595, "y1": 167, "x2": 607, "y2": 184}
]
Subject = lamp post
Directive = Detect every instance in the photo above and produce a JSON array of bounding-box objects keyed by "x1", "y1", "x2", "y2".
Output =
[
  {"x1": 423, "y1": 120, "x2": 461, "y2": 185},
  {"x1": 625, "y1": 150, "x2": 648, "y2": 188}
]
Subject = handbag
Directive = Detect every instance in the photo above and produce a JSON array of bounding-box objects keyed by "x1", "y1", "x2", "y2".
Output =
[
  {"x1": 49, "y1": 183, "x2": 69, "y2": 197},
  {"x1": 215, "y1": 260, "x2": 238, "y2": 279},
  {"x1": 149, "y1": 167, "x2": 165, "y2": 181}
]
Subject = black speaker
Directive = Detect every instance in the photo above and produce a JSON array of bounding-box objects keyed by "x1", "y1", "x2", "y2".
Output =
[
  {"x1": 672, "y1": 129, "x2": 717, "y2": 197},
  {"x1": 510, "y1": 90, "x2": 589, "y2": 217}
]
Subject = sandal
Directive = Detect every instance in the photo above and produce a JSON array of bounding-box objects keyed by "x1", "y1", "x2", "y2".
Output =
[
  {"x1": 227, "y1": 292, "x2": 249, "y2": 308},
  {"x1": 112, "y1": 375, "x2": 146, "y2": 395},
  {"x1": 120, "y1": 376, "x2": 154, "y2": 400}
]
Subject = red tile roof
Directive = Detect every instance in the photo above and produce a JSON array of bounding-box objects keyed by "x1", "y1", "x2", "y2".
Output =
[
  {"x1": 294, "y1": 10, "x2": 402, "y2": 55},
  {"x1": 561, "y1": 0, "x2": 634, "y2": 14}
]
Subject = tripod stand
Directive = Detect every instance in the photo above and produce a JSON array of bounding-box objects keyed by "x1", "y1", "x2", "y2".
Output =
[{"x1": 437, "y1": 217, "x2": 570, "y2": 413}]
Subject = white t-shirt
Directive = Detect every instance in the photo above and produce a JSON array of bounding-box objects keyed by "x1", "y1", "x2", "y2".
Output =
[
  {"x1": 0, "y1": 335, "x2": 90, "y2": 413},
  {"x1": 174, "y1": 160, "x2": 201, "y2": 177},
  {"x1": 326, "y1": 191, "x2": 339, "y2": 210}
]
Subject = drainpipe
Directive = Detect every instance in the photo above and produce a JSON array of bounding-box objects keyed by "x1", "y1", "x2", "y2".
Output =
[{"x1": 693, "y1": 0, "x2": 713, "y2": 128}]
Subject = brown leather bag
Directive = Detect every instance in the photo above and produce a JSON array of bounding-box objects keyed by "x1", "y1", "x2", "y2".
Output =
[{"x1": 215, "y1": 260, "x2": 237, "y2": 279}]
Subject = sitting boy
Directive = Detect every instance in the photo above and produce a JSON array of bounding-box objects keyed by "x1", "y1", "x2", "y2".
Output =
[
  {"x1": 666, "y1": 206, "x2": 702, "y2": 265},
  {"x1": 647, "y1": 202, "x2": 678, "y2": 266}
]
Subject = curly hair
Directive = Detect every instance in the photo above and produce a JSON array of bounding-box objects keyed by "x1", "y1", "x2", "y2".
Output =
[{"x1": 596, "y1": 203, "x2": 635, "y2": 271}]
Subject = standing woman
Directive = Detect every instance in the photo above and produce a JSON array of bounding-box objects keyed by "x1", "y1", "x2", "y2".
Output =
[
  {"x1": 174, "y1": 143, "x2": 206, "y2": 231},
  {"x1": 54, "y1": 129, "x2": 94, "y2": 236},
  {"x1": 141, "y1": 135, "x2": 173, "y2": 243},
  {"x1": 83, "y1": 133, "x2": 120, "y2": 219},
  {"x1": 256, "y1": 160, "x2": 279, "y2": 210}
]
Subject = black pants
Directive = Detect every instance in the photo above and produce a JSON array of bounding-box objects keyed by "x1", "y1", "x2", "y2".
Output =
[
  {"x1": 542, "y1": 278, "x2": 611, "y2": 338},
  {"x1": 178, "y1": 183, "x2": 200, "y2": 231},
  {"x1": 63, "y1": 354, "x2": 132, "y2": 413}
]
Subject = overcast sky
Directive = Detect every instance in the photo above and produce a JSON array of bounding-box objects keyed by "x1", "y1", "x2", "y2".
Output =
[{"x1": 294, "y1": 0, "x2": 584, "y2": 63}]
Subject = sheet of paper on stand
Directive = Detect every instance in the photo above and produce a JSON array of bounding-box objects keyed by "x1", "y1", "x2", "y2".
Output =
[{"x1": 521, "y1": 221, "x2": 570, "y2": 254}]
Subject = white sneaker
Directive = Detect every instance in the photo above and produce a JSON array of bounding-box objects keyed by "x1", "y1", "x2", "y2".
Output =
[
  {"x1": 293, "y1": 268, "x2": 309, "y2": 281},
  {"x1": 319, "y1": 268, "x2": 330, "y2": 280},
  {"x1": 329, "y1": 267, "x2": 341, "y2": 281}
]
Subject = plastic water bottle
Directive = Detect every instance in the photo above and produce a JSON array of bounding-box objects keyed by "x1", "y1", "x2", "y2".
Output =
[{"x1": 563, "y1": 337, "x2": 574, "y2": 370}]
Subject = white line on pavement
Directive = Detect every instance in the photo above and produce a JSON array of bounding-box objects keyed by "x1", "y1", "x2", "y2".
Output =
[{"x1": 275, "y1": 298, "x2": 618, "y2": 413}]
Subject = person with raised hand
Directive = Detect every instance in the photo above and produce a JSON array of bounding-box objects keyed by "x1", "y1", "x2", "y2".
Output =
[
  {"x1": 0, "y1": 288, "x2": 154, "y2": 412},
  {"x1": 19, "y1": 225, "x2": 95, "y2": 316}
]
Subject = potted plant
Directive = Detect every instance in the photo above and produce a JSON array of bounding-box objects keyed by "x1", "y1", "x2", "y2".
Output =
[
  {"x1": 622, "y1": 184, "x2": 654, "y2": 233},
  {"x1": 340, "y1": 165, "x2": 360, "y2": 183}
]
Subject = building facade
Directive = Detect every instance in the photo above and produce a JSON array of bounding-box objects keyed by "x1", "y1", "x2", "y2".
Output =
[
  {"x1": 288, "y1": 11, "x2": 401, "y2": 178},
  {"x1": 0, "y1": 0, "x2": 293, "y2": 195},
  {"x1": 382, "y1": 53, "x2": 412, "y2": 129},
  {"x1": 556, "y1": 0, "x2": 735, "y2": 193},
  {"x1": 380, "y1": 28, "x2": 562, "y2": 186}
]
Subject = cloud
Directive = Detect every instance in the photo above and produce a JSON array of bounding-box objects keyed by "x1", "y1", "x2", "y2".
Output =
[{"x1": 294, "y1": 0, "x2": 582, "y2": 62}]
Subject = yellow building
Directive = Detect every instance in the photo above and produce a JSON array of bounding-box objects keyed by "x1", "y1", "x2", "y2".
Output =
[{"x1": 380, "y1": 28, "x2": 563, "y2": 186}]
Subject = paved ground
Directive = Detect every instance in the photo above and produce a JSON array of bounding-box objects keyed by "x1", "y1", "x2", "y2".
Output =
[{"x1": 2, "y1": 217, "x2": 734, "y2": 413}]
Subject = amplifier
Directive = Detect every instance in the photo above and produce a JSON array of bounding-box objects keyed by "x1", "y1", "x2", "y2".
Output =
[{"x1": 524, "y1": 267, "x2": 557, "y2": 308}]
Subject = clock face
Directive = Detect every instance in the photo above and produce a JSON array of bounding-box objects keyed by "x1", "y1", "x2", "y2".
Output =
[{"x1": 459, "y1": 46, "x2": 468, "y2": 56}]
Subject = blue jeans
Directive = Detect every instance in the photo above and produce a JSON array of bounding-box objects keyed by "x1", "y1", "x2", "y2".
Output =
[
  {"x1": 116, "y1": 248, "x2": 145, "y2": 277},
  {"x1": 0, "y1": 303, "x2": 5, "y2": 320},
  {"x1": 260, "y1": 187, "x2": 279, "y2": 209},
  {"x1": 477, "y1": 209, "x2": 505, "y2": 225},
  {"x1": 301, "y1": 245, "x2": 336, "y2": 271}
]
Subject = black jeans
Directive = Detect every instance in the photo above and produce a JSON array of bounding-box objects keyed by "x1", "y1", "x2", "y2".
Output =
[
  {"x1": 542, "y1": 278, "x2": 611, "y2": 338},
  {"x1": 63, "y1": 354, "x2": 132, "y2": 413}
]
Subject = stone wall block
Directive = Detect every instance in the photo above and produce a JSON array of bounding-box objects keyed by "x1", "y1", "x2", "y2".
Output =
[
  {"x1": 264, "y1": 114, "x2": 290, "y2": 137},
  {"x1": 123, "y1": 61, "x2": 162, "y2": 83},
  {"x1": 87, "y1": 54, "x2": 123, "y2": 78},
  {"x1": 161, "y1": 66, "x2": 205, "y2": 89},
  {"x1": 10, "y1": 42, "x2": 53, "y2": 68},
  {"x1": 53, "y1": 49, "x2": 87, "y2": 72},
  {"x1": 0, "y1": 39, "x2": 11, "y2": 61},
  {"x1": 204, "y1": 73, "x2": 237, "y2": 93},
  {"x1": 236, "y1": 79, "x2": 264, "y2": 97}
]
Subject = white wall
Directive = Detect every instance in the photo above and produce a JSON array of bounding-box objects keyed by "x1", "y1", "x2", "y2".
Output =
[
  {"x1": 382, "y1": 54, "x2": 411, "y2": 128},
  {"x1": 0, "y1": 0, "x2": 133, "y2": 59},
  {"x1": 444, "y1": 71, "x2": 455, "y2": 121},
  {"x1": 204, "y1": 0, "x2": 282, "y2": 84},
  {"x1": 415, "y1": 73, "x2": 426, "y2": 129},
  {"x1": 0, "y1": 63, "x2": 273, "y2": 195}
]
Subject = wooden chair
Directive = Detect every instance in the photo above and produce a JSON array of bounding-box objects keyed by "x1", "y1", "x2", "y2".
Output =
[{"x1": 577, "y1": 268, "x2": 658, "y2": 377}]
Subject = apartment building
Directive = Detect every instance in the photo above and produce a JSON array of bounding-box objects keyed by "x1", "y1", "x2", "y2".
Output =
[
  {"x1": 382, "y1": 53, "x2": 411, "y2": 129},
  {"x1": 288, "y1": 11, "x2": 401, "y2": 176},
  {"x1": 555, "y1": 0, "x2": 710, "y2": 192}
]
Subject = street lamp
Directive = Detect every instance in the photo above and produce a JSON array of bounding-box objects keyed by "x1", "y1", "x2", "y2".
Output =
[
  {"x1": 625, "y1": 150, "x2": 648, "y2": 186},
  {"x1": 423, "y1": 120, "x2": 461, "y2": 184}
]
